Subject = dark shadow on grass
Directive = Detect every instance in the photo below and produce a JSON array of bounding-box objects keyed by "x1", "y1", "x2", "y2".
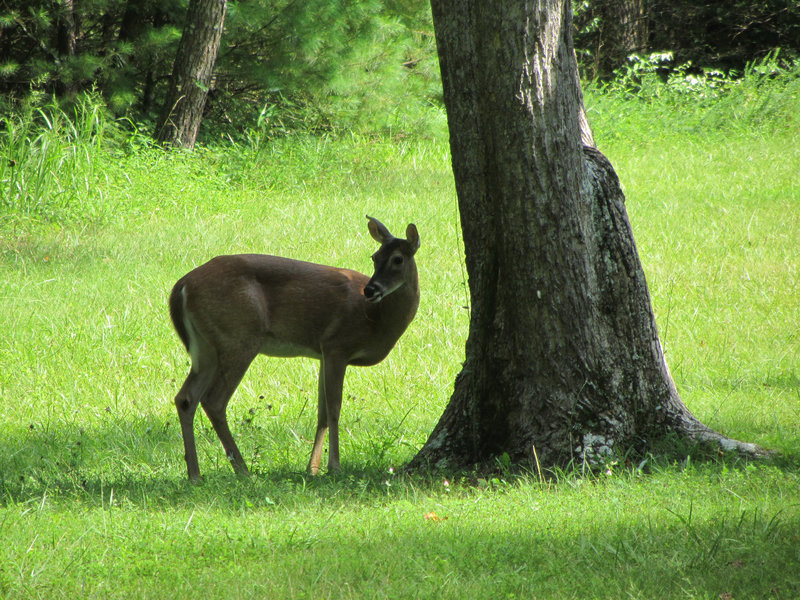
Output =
[
  {"x1": 2, "y1": 417, "x2": 799, "y2": 599},
  {"x1": 1, "y1": 462, "x2": 442, "y2": 512},
  {"x1": 0, "y1": 416, "x2": 433, "y2": 509},
  {"x1": 2, "y1": 418, "x2": 799, "y2": 511}
]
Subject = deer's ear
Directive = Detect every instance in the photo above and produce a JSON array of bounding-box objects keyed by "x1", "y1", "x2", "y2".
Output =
[
  {"x1": 405, "y1": 223, "x2": 420, "y2": 253},
  {"x1": 367, "y1": 215, "x2": 392, "y2": 244}
]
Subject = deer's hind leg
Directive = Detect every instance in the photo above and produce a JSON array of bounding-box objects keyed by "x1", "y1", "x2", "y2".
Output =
[
  {"x1": 175, "y1": 368, "x2": 211, "y2": 480},
  {"x1": 176, "y1": 336, "x2": 258, "y2": 479},
  {"x1": 199, "y1": 354, "x2": 256, "y2": 477}
]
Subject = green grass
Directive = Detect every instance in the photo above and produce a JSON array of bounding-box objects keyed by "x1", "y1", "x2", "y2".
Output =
[{"x1": 1, "y1": 87, "x2": 799, "y2": 598}]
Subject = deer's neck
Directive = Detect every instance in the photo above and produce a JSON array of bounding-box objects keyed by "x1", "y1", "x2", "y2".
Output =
[{"x1": 366, "y1": 276, "x2": 419, "y2": 341}]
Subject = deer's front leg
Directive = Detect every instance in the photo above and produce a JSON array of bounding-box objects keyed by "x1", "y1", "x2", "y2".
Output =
[
  {"x1": 324, "y1": 356, "x2": 347, "y2": 473},
  {"x1": 308, "y1": 358, "x2": 329, "y2": 476},
  {"x1": 308, "y1": 354, "x2": 347, "y2": 475}
]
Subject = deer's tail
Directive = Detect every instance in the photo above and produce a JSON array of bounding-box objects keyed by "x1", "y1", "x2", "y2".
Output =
[{"x1": 169, "y1": 280, "x2": 191, "y2": 353}]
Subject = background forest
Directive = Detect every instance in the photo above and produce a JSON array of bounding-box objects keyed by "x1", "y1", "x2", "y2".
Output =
[{"x1": 2, "y1": 0, "x2": 799, "y2": 142}]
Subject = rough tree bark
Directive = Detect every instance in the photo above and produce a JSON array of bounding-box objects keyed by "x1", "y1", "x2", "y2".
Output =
[
  {"x1": 156, "y1": 0, "x2": 227, "y2": 148},
  {"x1": 409, "y1": 0, "x2": 764, "y2": 471}
]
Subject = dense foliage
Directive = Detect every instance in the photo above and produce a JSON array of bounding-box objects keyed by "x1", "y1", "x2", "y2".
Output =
[
  {"x1": 3, "y1": 0, "x2": 799, "y2": 141},
  {"x1": 0, "y1": 0, "x2": 439, "y2": 139},
  {"x1": 574, "y1": 0, "x2": 800, "y2": 79},
  {"x1": 2, "y1": 51, "x2": 798, "y2": 228}
]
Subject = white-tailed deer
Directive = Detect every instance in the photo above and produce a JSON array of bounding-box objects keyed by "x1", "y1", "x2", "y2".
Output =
[{"x1": 169, "y1": 216, "x2": 420, "y2": 479}]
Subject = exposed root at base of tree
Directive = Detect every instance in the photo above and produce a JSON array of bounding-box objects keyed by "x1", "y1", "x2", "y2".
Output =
[
  {"x1": 406, "y1": 420, "x2": 774, "y2": 476},
  {"x1": 686, "y1": 427, "x2": 772, "y2": 459}
]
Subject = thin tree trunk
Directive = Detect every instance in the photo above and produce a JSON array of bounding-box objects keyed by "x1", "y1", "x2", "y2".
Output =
[
  {"x1": 54, "y1": 0, "x2": 78, "y2": 98},
  {"x1": 588, "y1": 0, "x2": 650, "y2": 77},
  {"x1": 156, "y1": 0, "x2": 227, "y2": 148},
  {"x1": 621, "y1": 0, "x2": 648, "y2": 56},
  {"x1": 409, "y1": 0, "x2": 764, "y2": 472},
  {"x1": 118, "y1": 0, "x2": 143, "y2": 43}
]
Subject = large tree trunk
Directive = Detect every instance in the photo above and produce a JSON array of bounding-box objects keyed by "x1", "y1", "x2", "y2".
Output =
[
  {"x1": 156, "y1": 0, "x2": 227, "y2": 148},
  {"x1": 410, "y1": 0, "x2": 763, "y2": 472}
]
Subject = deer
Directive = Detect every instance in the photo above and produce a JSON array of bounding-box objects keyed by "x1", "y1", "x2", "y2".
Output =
[{"x1": 168, "y1": 216, "x2": 420, "y2": 480}]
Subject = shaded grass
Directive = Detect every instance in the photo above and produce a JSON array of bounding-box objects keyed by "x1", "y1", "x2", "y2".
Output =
[{"x1": 1, "y1": 462, "x2": 798, "y2": 599}]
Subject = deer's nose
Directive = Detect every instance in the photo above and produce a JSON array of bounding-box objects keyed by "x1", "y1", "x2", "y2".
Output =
[{"x1": 364, "y1": 282, "x2": 383, "y2": 302}]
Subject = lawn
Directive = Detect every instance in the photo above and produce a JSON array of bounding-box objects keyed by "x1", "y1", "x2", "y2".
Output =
[{"x1": 0, "y1": 93, "x2": 798, "y2": 598}]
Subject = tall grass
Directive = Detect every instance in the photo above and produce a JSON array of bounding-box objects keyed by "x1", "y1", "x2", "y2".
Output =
[
  {"x1": 584, "y1": 51, "x2": 800, "y2": 142},
  {"x1": 0, "y1": 94, "x2": 114, "y2": 225}
]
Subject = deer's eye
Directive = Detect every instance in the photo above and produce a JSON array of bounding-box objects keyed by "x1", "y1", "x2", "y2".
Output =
[{"x1": 392, "y1": 255, "x2": 404, "y2": 266}]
